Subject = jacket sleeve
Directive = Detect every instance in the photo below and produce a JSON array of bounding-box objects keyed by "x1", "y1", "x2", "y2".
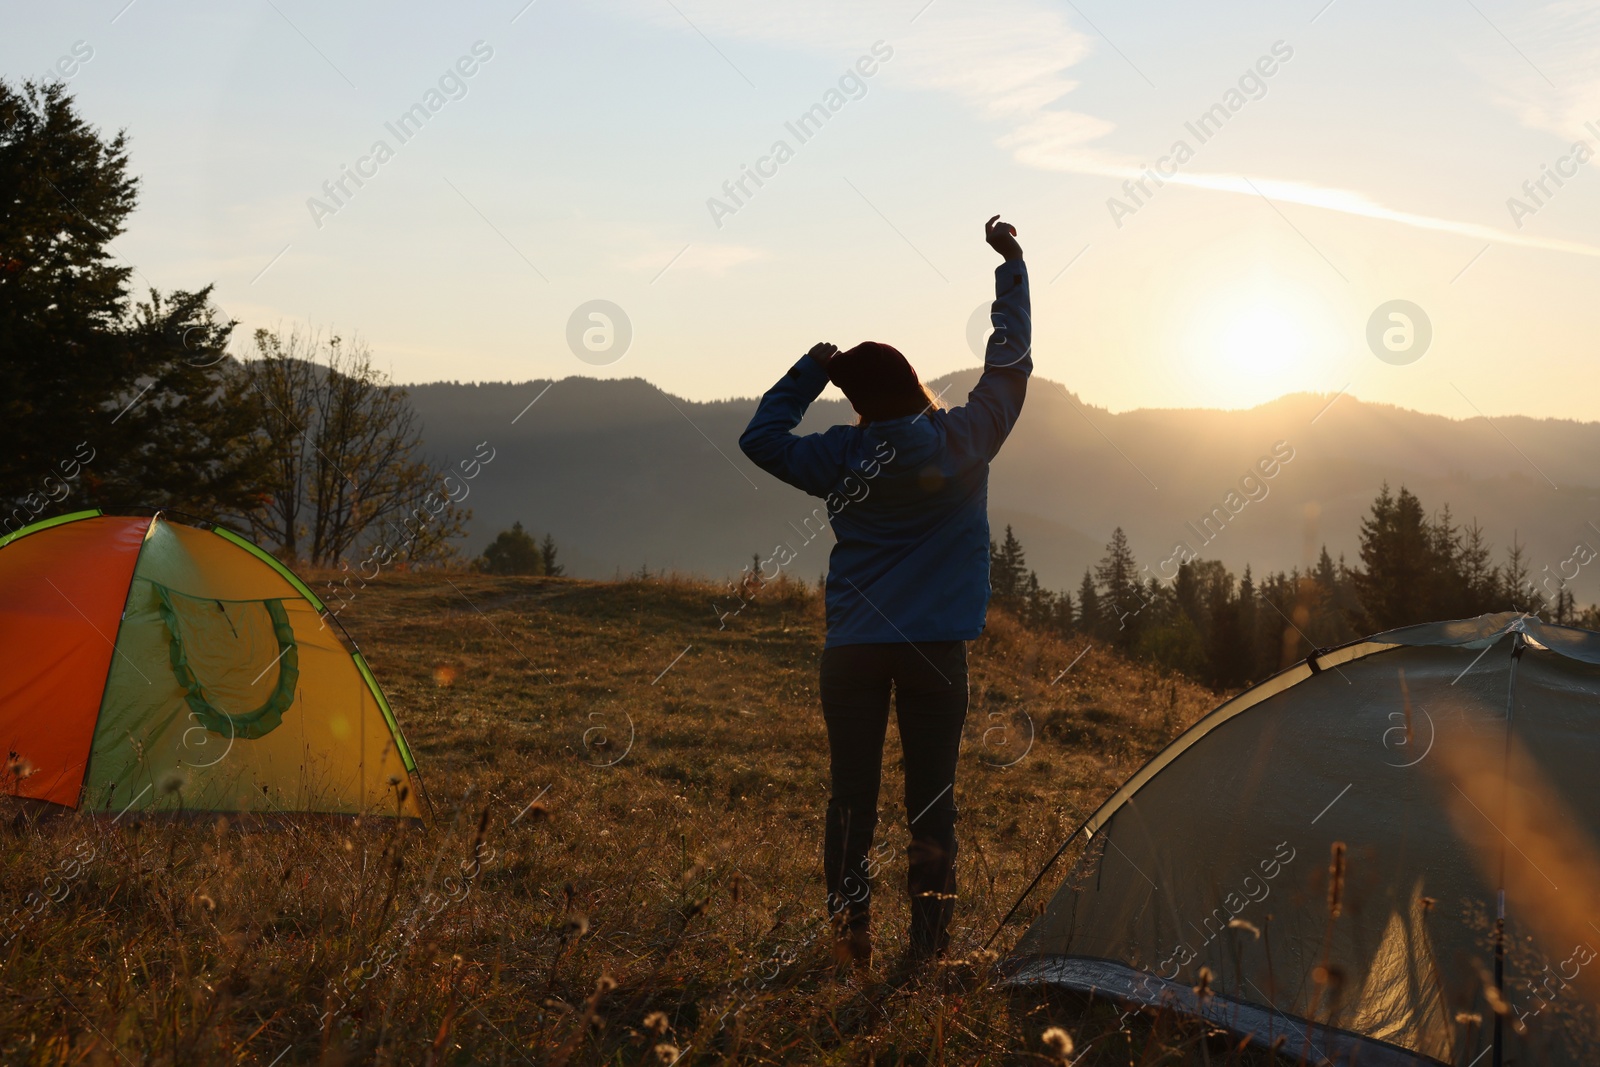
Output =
[
  {"x1": 941, "y1": 260, "x2": 1032, "y2": 463},
  {"x1": 738, "y1": 354, "x2": 850, "y2": 497}
]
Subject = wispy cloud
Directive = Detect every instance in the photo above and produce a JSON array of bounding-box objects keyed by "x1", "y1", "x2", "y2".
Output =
[
  {"x1": 1168, "y1": 170, "x2": 1600, "y2": 257},
  {"x1": 1474, "y1": 0, "x2": 1600, "y2": 142},
  {"x1": 1022, "y1": 150, "x2": 1600, "y2": 257},
  {"x1": 620, "y1": 0, "x2": 1600, "y2": 258},
  {"x1": 608, "y1": 0, "x2": 1107, "y2": 158}
]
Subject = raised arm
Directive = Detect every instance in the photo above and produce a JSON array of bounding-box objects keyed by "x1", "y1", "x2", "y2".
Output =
[
  {"x1": 942, "y1": 216, "x2": 1032, "y2": 463},
  {"x1": 738, "y1": 342, "x2": 851, "y2": 497}
]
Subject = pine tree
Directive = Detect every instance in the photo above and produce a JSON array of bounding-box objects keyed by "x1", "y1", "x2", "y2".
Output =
[
  {"x1": 1025, "y1": 570, "x2": 1058, "y2": 629},
  {"x1": 480, "y1": 522, "x2": 544, "y2": 575},
  {"x1": 542, "y1": 533, "x2": 564, "y2": 577},
  {"x1": 1, "y1": 80, "x2": 262, "y2": 522},
  {"x1": 1096, "y1": 528, "x2": 1138, "y2": 609},
  {"x1": 1427, "y1": 503, "x2": 1462, "y2": 614},
  {"x1": 106, "y1": 290, "x2": 268, "y2": 519},
  {"x1": 1314, "y1": 546, "x2": 1337, "y2": 594},
  {"x1": 1052, "y1": 589, "x2": 1075, "y2": 635},
  {"x1": 1556, "y1": 587, "x2": 1576, "y2": 626},
  {"x1": 1206, "y1": 567, "x2": 1246, "y2": 689},
  {"x1": 1, "y1": 80, "x2": 136, "y2": 511},
  {"x1": 1076, "y1": 568, "x2": 1101, "y2": 638},
  {"x1": 1502, "y1": 535, "x2": 1530, "y2": 612},
  {"x1": 1095, "y1": 527, "x2": 1142, "y2": 647},
  {"x1": 1344, "y1": 486, "x2": 1507, "y2": 629},
  {"x1": 1458, "y1": 521, "x2": 1499, "y2": 610},
  {"x1": 1237, "y1": 565, "x2": 1259, "y2": 683},
  {"x1": 990, "y1": 526, "x2": 1027, "y2": 607},
  {"x1": 1353, "y1": 484, "x2": 1437, "y2": 630}
]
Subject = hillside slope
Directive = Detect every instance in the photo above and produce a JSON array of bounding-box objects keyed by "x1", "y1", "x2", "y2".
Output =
[
  {"x1": 1, "y1": 573, "x2": 1269, "y2": 1065},
  {"x1": 341, "y1": 571, "x2": 1246, "y2": 1060}
]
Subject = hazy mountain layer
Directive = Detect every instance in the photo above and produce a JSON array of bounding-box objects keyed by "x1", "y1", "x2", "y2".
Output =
[{"x1": 408, "y1": 372, "x2": 1600, "y2": 607}]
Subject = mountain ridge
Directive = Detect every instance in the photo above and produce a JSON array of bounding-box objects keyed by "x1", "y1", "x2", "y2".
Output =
[{"x1": 405, "y1": 369, "x2": 1600, "y2": 606}]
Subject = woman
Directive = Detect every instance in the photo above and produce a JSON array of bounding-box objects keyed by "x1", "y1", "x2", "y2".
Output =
[{"x1": 739, "y1": 216, "x2": 1031, "y2": 967}]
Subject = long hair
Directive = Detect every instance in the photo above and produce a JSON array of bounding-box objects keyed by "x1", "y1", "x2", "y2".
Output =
[{"x1": 828, "y1": 341, "x2": 943, "y2": 426}]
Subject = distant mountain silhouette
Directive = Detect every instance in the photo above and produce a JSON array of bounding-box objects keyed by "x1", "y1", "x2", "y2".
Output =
[{"x1": 408, "y1": 371, "x2": 1600, "y2": 607}]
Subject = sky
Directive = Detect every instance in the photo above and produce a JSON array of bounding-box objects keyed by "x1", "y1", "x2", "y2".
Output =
[{"x1": 5, "y1": 0, "x2": 1600, "y2": 419}]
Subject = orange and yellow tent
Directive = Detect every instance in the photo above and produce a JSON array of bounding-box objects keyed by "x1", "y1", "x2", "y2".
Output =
[{"x1": 0, "y1": 511, "x2": 422, "y2": 817}]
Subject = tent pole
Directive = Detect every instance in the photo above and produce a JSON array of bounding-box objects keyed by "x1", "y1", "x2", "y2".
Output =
[
  {"x1": 983, "y1": 809, "x2": 1099, "y2": 951},
  {"x1": 1492, "y1": 631, "x2": 1525, "y2": 1067}
]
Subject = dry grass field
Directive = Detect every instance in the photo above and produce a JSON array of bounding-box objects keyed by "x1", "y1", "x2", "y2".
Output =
[{"x1": 0, "y1": 571, "x2": 1298, "y2": 1065}]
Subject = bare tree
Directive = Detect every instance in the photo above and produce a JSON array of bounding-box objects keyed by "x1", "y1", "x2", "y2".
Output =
[{"x1": 235, "y1": 327, "x2": 468, "y2": 567}]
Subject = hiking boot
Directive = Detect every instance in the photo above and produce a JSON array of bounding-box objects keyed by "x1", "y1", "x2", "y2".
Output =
[
  {"x1": 882, "y1": 944, "x2": 941, "y2": 991},
  {"x1": 832, "y1": 924, "x2": 872, "y2": 970},
  {"x1": 908, "y1": 892, "x2": 954, "y2": 961}
]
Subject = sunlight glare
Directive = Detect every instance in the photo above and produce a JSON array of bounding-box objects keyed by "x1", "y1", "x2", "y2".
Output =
[
  {"x1": 1221, "y1": 303, "x2": 1309, "y2": 382},
  {"x1": 1169, "y1": 276, "x2": 1342, "y2": 409}
]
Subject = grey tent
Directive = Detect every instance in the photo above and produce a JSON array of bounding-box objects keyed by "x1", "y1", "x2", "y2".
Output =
[{"x1": 1004, "y1": 613, "x2": 1600, "y2": 1066}]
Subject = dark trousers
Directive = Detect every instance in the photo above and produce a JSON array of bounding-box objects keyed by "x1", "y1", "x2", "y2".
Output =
[{"x1": 819, "y1": 640, "x2": 968, "y2": 954}]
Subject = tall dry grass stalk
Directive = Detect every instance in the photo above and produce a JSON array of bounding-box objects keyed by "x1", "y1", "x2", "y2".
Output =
[{"x1": 1434, "y1": 728, "x2": 1600, "y2": 1011}]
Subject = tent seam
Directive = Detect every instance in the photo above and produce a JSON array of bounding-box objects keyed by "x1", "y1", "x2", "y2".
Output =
[{"x1": 72, "y1": 513, "x2": 159, "y2": 812}]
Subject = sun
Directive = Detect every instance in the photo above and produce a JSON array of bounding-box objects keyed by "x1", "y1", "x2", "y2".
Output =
[
  {"x1": 1220, "y1": 303, "x2": 1310, "y2": 382},
  {"x1": 1170, "y1": 280, "x2": 1340, "y2": 408}
]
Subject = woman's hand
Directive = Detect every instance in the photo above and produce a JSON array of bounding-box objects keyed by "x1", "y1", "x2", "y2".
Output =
[
  {"x1": 985, "y1": 215, "x2": 1023, "y2": 261},
  {"x1": 807, "y1": 342, "x2": 839, "y2": 365}
]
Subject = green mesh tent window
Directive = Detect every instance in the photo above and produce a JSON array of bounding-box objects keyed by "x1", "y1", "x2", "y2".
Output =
[{"x1": 155, "y1": 584, "x2": 299, "y2": 741}]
